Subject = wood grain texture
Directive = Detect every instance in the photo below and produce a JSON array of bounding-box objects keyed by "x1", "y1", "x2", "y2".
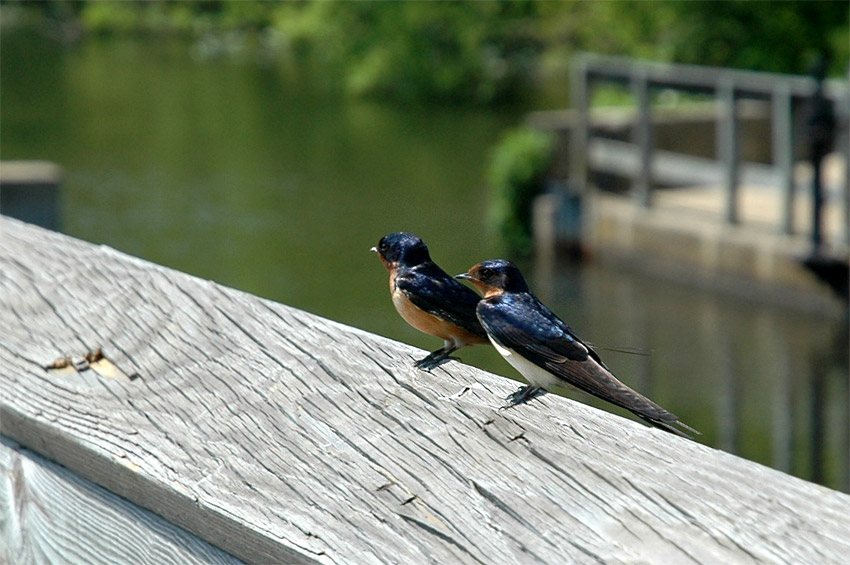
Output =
[
  {"x1": 1, "y1": 216, "x2": 849, "y2": 564},
  {"x1": 0, "y1": 437, "x2": 241, "y2": 565}
]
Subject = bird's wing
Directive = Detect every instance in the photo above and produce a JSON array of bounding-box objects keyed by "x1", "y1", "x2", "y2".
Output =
[
  {"x1": 478, "y1": 294, "x2": 594, "y2": 365},
  {"x1": 479, "y1": 295, "x2": 690, "y2": 432},
  {"x1": 395, "y1": 265, "x2": 487, "y2": 338}
]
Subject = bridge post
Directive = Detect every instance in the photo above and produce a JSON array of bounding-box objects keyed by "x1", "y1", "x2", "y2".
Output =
[
  {"x1": 772, "y1": 83, "x2": 795, "y2": 234},
  {"x1": 717, "y1": 77, "x2": 740, "y2": 225},
  {"x1": 569, "y1": 55, "x2": 589, "y2": 193},
  {"x1": 631, "y1": 68, "x2": 653, "y2": 207}
]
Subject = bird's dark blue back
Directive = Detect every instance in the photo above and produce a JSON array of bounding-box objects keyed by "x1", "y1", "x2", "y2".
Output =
[{"x1": 477, "y1": 292, "x2": 603, "y2": 365}]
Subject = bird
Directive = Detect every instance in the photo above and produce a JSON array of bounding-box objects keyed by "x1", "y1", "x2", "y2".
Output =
[
  {"x1": 457, "y1": 259, "x2": 699, "y2": 438},
  {"x1": 371, "y1": 232, "x2": 489, "y2": 370}
]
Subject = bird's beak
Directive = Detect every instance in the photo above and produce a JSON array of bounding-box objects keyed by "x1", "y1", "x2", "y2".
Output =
[
  {"x1": 455, "y1": 273, "x2": 473, "y2": 281},
  {"x1": 370, "y1": 246, "x2": 378, "y2": 253}
]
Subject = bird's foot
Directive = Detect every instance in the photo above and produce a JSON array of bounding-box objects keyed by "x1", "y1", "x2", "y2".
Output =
[
  {"x1": 414, "y1": 351, "x2": 460, "y2": 372},
  {"x1": 500, "y1": 385, "x2": 547, "y2": 409}
]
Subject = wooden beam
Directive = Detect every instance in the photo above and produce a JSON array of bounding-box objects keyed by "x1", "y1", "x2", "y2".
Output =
[
  {"x1": 0, "y1": 437, "x2": 240, "y2": 564},
  {"x1": 1, "y1": 217, "x2": 849, "y2": 563},
  {"x1": 577, "y1": 52, "x2": 847, "y2": 101},
  {"x1": 587, "y1": 138, "x2": 780, "y2": 188}
]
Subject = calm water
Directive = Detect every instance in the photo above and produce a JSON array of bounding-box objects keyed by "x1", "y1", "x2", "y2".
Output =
[{"x1": 2, "y1": 28, "x2": 848, "y2": 492}]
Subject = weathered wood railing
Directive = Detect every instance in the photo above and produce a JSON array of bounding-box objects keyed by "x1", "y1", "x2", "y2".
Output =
[
  {"x1": 2, "y1": 216, "x2": 849, "y2": 564},
  {"x1": 569, "y1": 53, "x2": 850, "y2": 240}
]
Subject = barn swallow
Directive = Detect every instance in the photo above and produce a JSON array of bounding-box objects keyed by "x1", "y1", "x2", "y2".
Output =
[
  {"x1": 457, "y1": 259, "x2": 699, "y2": 438},
  {"x1": 372, "y1": 232, "x2": 489, "y2": 370}
]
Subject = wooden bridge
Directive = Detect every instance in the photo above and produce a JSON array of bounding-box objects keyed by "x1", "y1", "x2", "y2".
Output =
[
  {"x1": 568, "y1": 53, "x2": 849, "y2": 231},
  {"x1": 530, "y1": 54, "x2": 849, "y2": 299},
  {"x1": 2, "y1": 216, "x2": 849, "y2": 563}
]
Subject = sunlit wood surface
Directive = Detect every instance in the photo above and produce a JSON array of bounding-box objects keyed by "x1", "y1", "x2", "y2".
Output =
[{"x1": 2, "y1": 216, "x2": 849, "y2": 564}]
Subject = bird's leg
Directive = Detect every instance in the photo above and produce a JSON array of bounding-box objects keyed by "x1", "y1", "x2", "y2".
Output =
[
  {"x1": 501, "y1": 385, "x2": 547, "y2": 409},
  {"x1": 414, "y1": 341, "x2": 460, "y2": 371}
]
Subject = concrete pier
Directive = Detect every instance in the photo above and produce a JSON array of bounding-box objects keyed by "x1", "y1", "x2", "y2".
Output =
[{"x1": 586, "y1": 186, "x2": 843, "y2": 304}]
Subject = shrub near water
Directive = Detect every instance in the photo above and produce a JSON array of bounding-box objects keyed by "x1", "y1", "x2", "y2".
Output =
[{"x1": 488, "y1": 127, "x2": 554, "y2": 254}]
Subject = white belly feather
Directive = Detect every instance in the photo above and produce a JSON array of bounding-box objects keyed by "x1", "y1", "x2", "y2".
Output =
[{"x1": 489, "y1": 336, "x2": 563, "y2": 391}]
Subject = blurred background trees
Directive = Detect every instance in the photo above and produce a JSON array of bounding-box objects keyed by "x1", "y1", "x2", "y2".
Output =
[{"x1": 11, "y1": 0, "x2": 849, "y2": 106}]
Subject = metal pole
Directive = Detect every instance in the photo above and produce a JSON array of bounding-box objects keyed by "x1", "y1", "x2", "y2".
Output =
[
  {"x1": 806, "y1": 57, "x2": 836, "y2": 257},
  {"x1": 718, "y1": 77, "x2": 740, "y2": 225}
]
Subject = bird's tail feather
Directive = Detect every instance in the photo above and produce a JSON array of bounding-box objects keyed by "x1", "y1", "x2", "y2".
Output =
[{"x1": 640, "y1": 415, "x2": 701, "y2": 439}]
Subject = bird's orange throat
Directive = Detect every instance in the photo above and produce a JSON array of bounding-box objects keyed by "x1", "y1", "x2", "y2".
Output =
[
  {"x1": 381, "y1": 257, "x2": 398, "y2": 274},
  {"x1": 482, "y1": 286, "x2": 505, "y2": 299},
  {"x1": 466, "y1": 279, "x2": 504, "y2": 299},
  {"x1": 386, "y1": 262, "x2": 400, "y2": 293}
]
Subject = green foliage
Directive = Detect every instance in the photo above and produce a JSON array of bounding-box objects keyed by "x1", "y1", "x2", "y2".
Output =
[
  {"x1": 80, "y1": 2, "x2": 140, "y2": 35},
  {"x1": 78, "y1": 1, "x2": 276, "y2": 36},
  {"x1": 14, "y1": 1, "x2": 850, "y2": 103},
  {"x1": 488, "y1": 127, "x2": 554, "y2": 254},
  {"x1": 662, "y1": 1, "x2": 849, "y2": 75},
  {"x1": 271, "y1": 1, "x2": 541, "y2": 104}
]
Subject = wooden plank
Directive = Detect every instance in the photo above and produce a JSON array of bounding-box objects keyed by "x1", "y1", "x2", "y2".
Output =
[
  {"x1": 1, "y1": 216, "x2": 849, "y2": 564},
  {"x1": 578, "y1": 52, "x2": 848, "y2": 101},
  {"x1": 0, "y1": 437, "x2": 241, "y2": 564},
  {"x1": 588, "y1": 138, "x2": 780, "y2": 189}
]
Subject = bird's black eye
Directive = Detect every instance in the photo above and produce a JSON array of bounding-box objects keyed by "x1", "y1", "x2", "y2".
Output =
[{"x1": 480, "y1": 267, "x2": 493, "y2": 279}]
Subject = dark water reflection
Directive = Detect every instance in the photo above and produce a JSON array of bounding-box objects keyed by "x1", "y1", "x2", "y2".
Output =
[
  {"x1": 542, "y1": 262, "x2": 848, "y2": 492},
  {"x1": 2, "y1": 29, "x2": 847, "y2": 492}
]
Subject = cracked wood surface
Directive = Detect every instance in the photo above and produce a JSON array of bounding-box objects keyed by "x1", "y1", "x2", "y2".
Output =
[{"x1": 1, "y1": 216, "x2": 849, "y2": 564}]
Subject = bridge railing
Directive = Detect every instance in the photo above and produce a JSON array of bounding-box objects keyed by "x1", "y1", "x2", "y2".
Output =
[
  {"x1": 568, "y1": 53, "x2": 850, "y2": 244},
  {"x1": 3, "y1": 216, "x2": 850, "y2": 563}
]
